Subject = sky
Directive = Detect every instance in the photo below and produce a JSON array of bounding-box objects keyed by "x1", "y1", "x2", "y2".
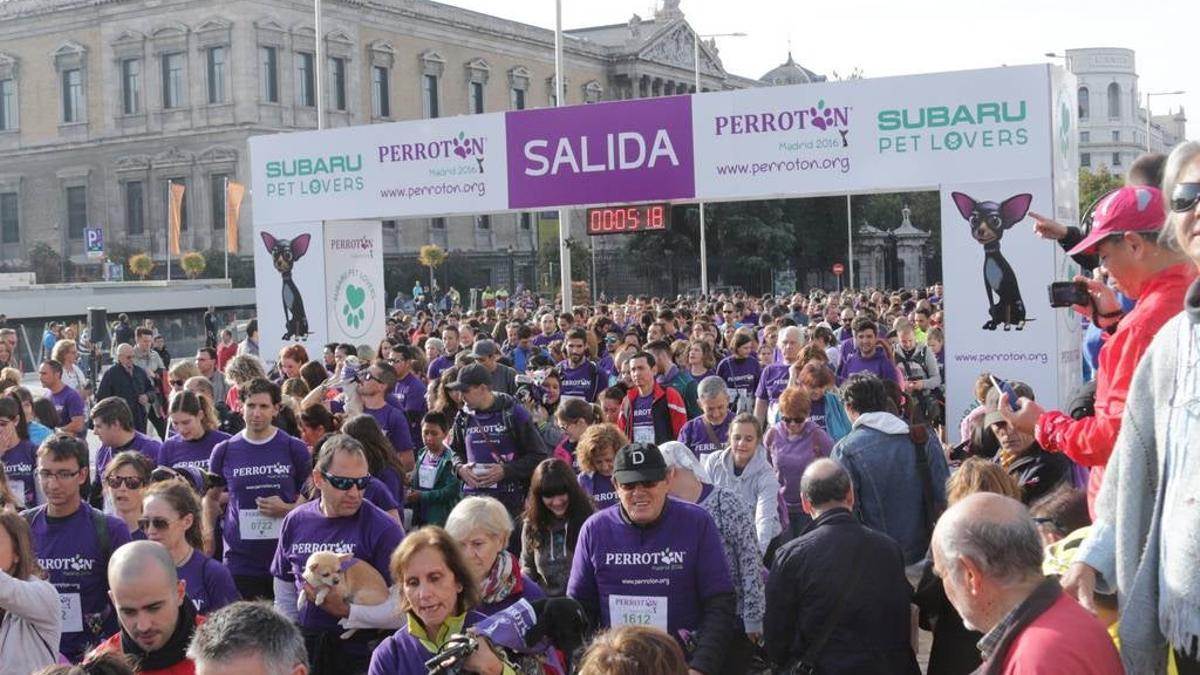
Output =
[{"x1": 437, "y1": 0, "x2": 1195, "y2": 133}]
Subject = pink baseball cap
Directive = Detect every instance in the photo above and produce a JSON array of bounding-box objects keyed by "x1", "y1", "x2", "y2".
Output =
[{"x1": 1068, "y1": 186, "x2": 1165, "y2": 256}]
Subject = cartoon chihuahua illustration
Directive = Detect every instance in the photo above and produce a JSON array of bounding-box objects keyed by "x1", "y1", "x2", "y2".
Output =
[
  {"x1": 260, "y1": 232, "x2": 311, "y2": 340},
  {"x1": 951, "y1": 192, "x2": 1034, "y2": 331},
  {"x1": 300, "y1": 550, "x2": 390, "y2": 638}
]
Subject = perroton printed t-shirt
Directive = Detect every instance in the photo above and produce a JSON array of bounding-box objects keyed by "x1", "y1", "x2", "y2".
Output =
[
  {"x1": 159, "y1": 429, "x2": 231, "y2": 472},
  {"x1": 578, "y1": 472, "x2": 618, "y2": 511},
  {"x1": 178, "y1": 550, "x2": 240, "y2": 614},
  {"x1": 2, "y1": 439, "x2": 39, "y2": 509},
  {"x1": 677, "y1": 413, "x2": 733, "y2": 458},
  {"x1": 557, "y1": 360, "x2": 603, "y2": 402}
]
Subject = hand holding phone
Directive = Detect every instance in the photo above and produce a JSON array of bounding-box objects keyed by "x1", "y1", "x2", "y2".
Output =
[{"x1": 990, "y1": 375, "x2": 1020, "y2": 412}]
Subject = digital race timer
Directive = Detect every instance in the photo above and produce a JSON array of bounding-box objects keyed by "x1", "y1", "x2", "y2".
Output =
[{"x1": 585, "y1": 203, "x2": 670, "y2": 235}]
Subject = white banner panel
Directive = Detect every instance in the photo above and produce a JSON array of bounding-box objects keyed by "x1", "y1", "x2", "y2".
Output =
[
  {"x1": 252, "y1": 222, "x2": 327, "y2": 371},
  {"x1": 691, "y1": 65, "x2": 1052, "y2": 200},
  {"x1": 250, "y1": 114, "x2": 509, "y2": 225},
  {"x1": 323, "y1": 221, "x2": 386, "y2": 350}
]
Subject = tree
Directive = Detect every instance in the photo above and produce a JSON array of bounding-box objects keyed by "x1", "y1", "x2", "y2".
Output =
[
  {"x1": 418, "y1": 244, "x2": 448, "y2": 290},
  {"x1": 1079, "y1": 166, "x2": 1123, "y2": 213},
  {"x1": 180, "y1": 251, "x2": 206, "y2": 279},
  {"x1": 28, "y1": 242, "x2": 67, "y2": 283},
  {"x1": 129, "y1": 253, "x2": 154, "y2": 280}
]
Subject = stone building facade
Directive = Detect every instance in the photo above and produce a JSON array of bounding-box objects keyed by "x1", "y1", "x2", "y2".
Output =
[
  {"x1": 853, "y1": 206, "x2": 932, "y2": 291},
  {"x1": 0, "y1": 0, "x2": 754, "y2": 289}
]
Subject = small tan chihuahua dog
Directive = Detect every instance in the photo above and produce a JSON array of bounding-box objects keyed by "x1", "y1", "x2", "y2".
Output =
[{"x1": 300, "y1": 550, "x2": 390, "y2": 637}]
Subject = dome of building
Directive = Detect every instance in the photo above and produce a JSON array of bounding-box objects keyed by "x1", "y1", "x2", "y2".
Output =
[{"x1": 760, "y1": 52, "x2": 826, "y2": 86}]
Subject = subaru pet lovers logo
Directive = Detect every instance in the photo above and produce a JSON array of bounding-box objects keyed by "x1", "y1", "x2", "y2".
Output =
[
  {"x1": 377, "y1": 131, "x2": 487, "y2": 177},
  {"x1": 264, "y1": 154, "x2": 364, "y2": 197},
  {"x1": 877, "y1": 100, "x2": 1029, "y2": 154}
]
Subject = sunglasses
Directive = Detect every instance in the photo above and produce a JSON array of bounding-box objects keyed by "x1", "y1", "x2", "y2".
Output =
[
  {"x1": 361, "y1": 371, "x2": 383, "y2": 383},
  {"x1": 320, "y1": 470, "x2": 372, "y2": 492},
  {"x1": 106, "y1": 475, "x2": 145, "y2": 490},
  {"x1": 137, "y1": 517, "x2": 174, "y2": 531},
  {"x1": 1170, "y1": 182, "x2": 1200, "y2": 213},
  {"x1": 617, "y1": 480, "x2": 662, "y2": 490}
]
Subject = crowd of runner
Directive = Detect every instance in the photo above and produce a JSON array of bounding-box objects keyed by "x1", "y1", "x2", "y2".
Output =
[{"x1": 0, "y1": 143, "x2": 1198, "y2": 675}]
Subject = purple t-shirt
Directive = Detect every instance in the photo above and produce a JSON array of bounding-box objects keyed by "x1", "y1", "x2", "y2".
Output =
[
  {"x1": 179, "y1": 551, "x2": 240, "y2": 614},
  {"x1": 677, "y1": 413, "x2": 733, "y2": 458},
  {"x1": 532, "y1": 331, "x2": 563, "y2": 348},
  {"x1": 158, "y1": 429, "x2": 231, "y2": 472},
  {"x1": 460, "y1": 404, "x2": 534, "y2": 501},
  {"x1": 557, "y1": 360, "x2": 603, "y2": 402},
  {"x1": 209, "y1": 429, "x2": 312, "y2": 577},
  {"x1": 755, "y1": 363, "x2": 791, "y2": 404},
  {"x1": 716, "y1": 356, "x2": 761, "y2": 406},
  {"x1": 392, "y1": 372, "x2": 428, "y2": 441},
  {"x1": 49, "y1": 385, "x2": 86, "y2": 435},
  {"x1": 427, "y1": 354, "x2": 455, "y2": 382},
  {"x1": 808, "y1": 396, "x2": 829, "y2": 434},
  {"x1": 838, "y1": 347, "x2": 899, "y2": 384},
  {"x1": 567, "y1": 498, "x2": 734, "y2": 641},
  {"x1": 271, "y1": 499, "x2": 405, "y2": 631},
  {"x1": 366, "y1": 402, "x2": 415, "y2": 454},
  {"x1": 369, "y1": 611, "x2": 488, "y2": 675},
  {"x1": 631, "y1": 393, "x2": 656, "y2": 444},
  {"x1": 29, "y1": 504, "x2": 133, "y2": 661},
  {"x1": 95, "y1": 432, "x2": 163, "y2": 485},
  {"x1": 767, "y1": 419, "x2": 834, "y2": 513},
  {"x1": 2, "y1": 439, "x2": 39, "y2": 509},
  {"x1": 578, "y1": 471, "x2": 618, "y2": 510}
]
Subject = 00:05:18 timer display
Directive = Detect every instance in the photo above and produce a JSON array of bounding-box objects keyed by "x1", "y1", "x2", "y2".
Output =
[{"x1": 585, "y1": 203, "x2": 670, "y2": 235}]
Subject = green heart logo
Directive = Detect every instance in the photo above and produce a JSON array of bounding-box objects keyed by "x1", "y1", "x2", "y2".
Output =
[{"x1": 346, "y1": 284, "x2": 366, "y2": 309}]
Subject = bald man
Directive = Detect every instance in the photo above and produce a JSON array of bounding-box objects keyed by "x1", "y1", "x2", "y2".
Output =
[
  {"x1": 96, "y1": 342, "x2": 156, "y2": 433},
  {"x1": 931, "y1": 493, "x2": 1121, "y2": 674},
  {"x1": 95, "y1": 540, "x2": 202, "y2": 674},
  {"x1": 764, "y1": 459, "x2": 918, "y2": 673}
]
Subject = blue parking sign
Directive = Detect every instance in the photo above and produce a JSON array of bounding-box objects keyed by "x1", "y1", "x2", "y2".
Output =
[{"x1": 85, "y1": 226, "x2": 104, "y2": 259}]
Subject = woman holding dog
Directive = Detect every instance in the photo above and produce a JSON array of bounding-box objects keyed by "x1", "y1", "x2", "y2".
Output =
[{"x1": 367, "y1": 527, "x2": 515, "y2": 675}]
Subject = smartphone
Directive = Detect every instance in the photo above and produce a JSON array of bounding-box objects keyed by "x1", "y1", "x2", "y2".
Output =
[
  {"x1": 1047, "y1": 281, "x2": 1090, "y2": 308},
  {"x1": 990, "y1": 375, "x2": 1021, "y2": 412}
]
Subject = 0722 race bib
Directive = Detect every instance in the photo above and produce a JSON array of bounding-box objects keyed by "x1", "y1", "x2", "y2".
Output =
[
  {"x1": 609, "y1": 594, "x2": 668, "y2": 632},
  {"x1": 238, "y1": 509, "x2": 283, "y2": 541}
]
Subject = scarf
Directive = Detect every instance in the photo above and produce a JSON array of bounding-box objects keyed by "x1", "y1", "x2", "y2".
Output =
[
  {"x1": 120, "y1": 597, "x2": 198, "y2": 671},
  {"x1": 480, "y1": 552, "x2": 522, "y2": 606},
  {"x1": 977, "y1": 578, "x2": 1063, "y2": 675}
]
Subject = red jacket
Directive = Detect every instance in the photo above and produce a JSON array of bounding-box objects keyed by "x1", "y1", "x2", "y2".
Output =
[
  {"x1": 995, "y1": 593, "x2": 1122, "y2": 674},
  {"x1": 617, "y1": 382, "x2": 687, "y2": 444},
  {"x1": 95, "y1": 615, "x2": 204, "y2": 675},
  {"x1": 1036, "y1": 263, "x2": 1196, "y2": 514}
]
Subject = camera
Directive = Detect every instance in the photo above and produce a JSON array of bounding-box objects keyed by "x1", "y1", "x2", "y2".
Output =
[{"x1": 1047, "y1": 281, "x2": 1090, "y2": 308}]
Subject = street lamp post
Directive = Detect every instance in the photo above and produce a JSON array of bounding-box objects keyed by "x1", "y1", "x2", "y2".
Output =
[
  {"x1": 554, "y1": 0, "x2": 572, "y2": 312},
  {"x1": 1145, "y1": 90, "x2": 1185, "y2": 152},
  {"x1": 693, "y1": 30, "x2": 745, "y2": 298}
]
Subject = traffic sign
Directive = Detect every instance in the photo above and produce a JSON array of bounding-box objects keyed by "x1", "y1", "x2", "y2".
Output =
[{"x1": 832, "y1": 263, "x2": 845, "y2": 276}]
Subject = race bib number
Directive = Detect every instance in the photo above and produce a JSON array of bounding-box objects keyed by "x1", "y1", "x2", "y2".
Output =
[
  {"x1": 238, "y1": 509, "x2": 283, "y2": 541},
  {"x1": 633, "y1": 426, "x2": 655, "y2": 443},
  {"x1": 609, "y1": 595, "x2": 667, "y2": 632},
  {"x1": 60, "y1": 593, "x2": 83, "y2": 634},
  {"x1": 418, "y1": 463, "x2": 438, "y2": 490},
  {"x1": 7, "y1": 480, "x2": 25, "y2": 508}
]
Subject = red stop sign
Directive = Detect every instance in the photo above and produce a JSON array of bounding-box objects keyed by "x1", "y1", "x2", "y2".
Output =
[{"x1": 832, "y1": 263, "x2": 845, "y2": 275}]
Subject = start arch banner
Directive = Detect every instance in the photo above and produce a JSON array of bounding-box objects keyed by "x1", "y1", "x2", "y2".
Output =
[{"x1": 250, "y1": 63, "x2": 1081, "y2": 440}]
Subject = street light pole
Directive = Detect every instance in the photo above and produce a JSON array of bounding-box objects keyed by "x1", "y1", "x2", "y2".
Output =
[
  {"x1": 555, "y1": 0, "x2": 571, "y2": 312},
  {"x1": 692, "y1": 30, "x2": 745, "y2": 298},
  {"x1": 1145, "y1": 90, "x2": 1185, "y2": 152},
  {"x1": 314, "y1": 0, "x2": 324, "y2": 130}
]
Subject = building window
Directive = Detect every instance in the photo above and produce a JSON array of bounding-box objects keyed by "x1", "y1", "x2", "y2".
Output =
[
  {"x1": 297, "y1": 52, "x2": 315, "y2": 107},
  {"x1": 382, "y1": 219, "x2": 397, "y2": 229},
  {"x1": 423, "y1": 74, "x2": 439, "y2": 118},
  {"x1": 519, "y1": 213, "x2": 532, "y2": 230},
  {"x1": 431, "y1": 217, "x2": 446, "y2": 229},
  {"x1": 66, "y1": 185, "x2": 86, "y2": 239},
  {"x1": 120, "y1": 59, "x2": 141, "y2": 114},
  {"x1": 259, "y1": 46, "x2": 279, "y2": 103},
  {"x1": 329, "y1": 57, "x2": 346, "y2": 111},
  {"x1": 0, "y1": 192, "x2": 17, "y2": 244},
  {"x1": 1078, "y1": 86, "x2": 1089, "y2": 120},
  {"x1": 161, "y1": 52, "x2": 184, "y2": 108},
  {"x1": 0, "y1": 79, "x2": 14, "y2": 130},
  {"x1": 210, "y1": 174, "x2": 228, "y2": 230},
  {"x1": 166, "y1": 178, "x2": 187, "y2": 230},
  {"x1": 470, "y1": 81, "x2": 484, "y2": 114},
  {"x1": 1112, "y1": 152, "x2": 1122, "y2": 167},
  {"x1": 125, "y1": 181, "x2": 144, "y2": 235},
  {"x1": 372, "y1": 66, "x2": 390, "y2": 117},
  {"x1": 511, "y1": 87, "x2": 525, "y2": 110},
  {"x1": 1107, "y1": 82, "x2": 1121, "y2": 120},
  {"x1": 1080, "y1": 130, "x2": 1089, "y2": 143},
  {"x1": 1081, "y1": 152, "x2": 1091, "y2": 168},
  {"x1": 206, "y1": 46, "x2": 226, "y2": 104},
  {"x1": 475, "y1": 214, "x2": 491, "y2": 230},
  {"x1": 61, "y1": 68, "x2": 82, "y2": 123}
]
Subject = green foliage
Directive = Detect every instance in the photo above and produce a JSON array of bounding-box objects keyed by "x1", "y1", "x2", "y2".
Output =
[
  {"x1": 180, "y1": 251, "x2": 206, "y2": 278},
  {"x1": 128, "y1": 253, "x2": 154, "y2": 279},
  {"x1": 418, "y1": 244, "x2": 448, "y2": 270},
  {"x1": 28, "y1": 242, "x2": 67, "y2": 283},
  {"x1": 1079, "y1": 167, "x2": 1123, "y2": 213}
]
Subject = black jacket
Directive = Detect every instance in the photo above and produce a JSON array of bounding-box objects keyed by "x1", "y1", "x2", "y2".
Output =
[
  {"x1": 1003, "y1": 444, "x2": 1072, "y2": 506},
  {"x1": 765, "y1": 508, "x2": 920, "y2": 675},
  {"x1": 96, "y1": 364, "x2": 154, "y2": 432},
  {"x1": 449, "y1": 392, "x2": 547, "y2": 490}
]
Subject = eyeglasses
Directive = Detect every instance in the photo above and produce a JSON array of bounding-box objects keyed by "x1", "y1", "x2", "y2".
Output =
[
  {"x1": 137, "y1": 517, "x2": 174, "y2": 531},
  {"x1": 361, "y1": 371, "x2": 382, "y2": 383},
  {"x1": 781, "y1": 416, "x2": 806, "y2": 425},
  {"x1": 320, "y1": 471, "x2": 372, "y2": 492},
  {"x1": 37, "y1": 469, "x2": 81, "y2": 482},
  {"x1": 106, "y1": 475, "x2": 146, "y2": 490},
  {"x1": 1170, "y1": 182, "x2": 1200, "y2": 213}
]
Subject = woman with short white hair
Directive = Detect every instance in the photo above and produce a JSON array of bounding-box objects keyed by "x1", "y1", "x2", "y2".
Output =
[{"x1": 444, "y1": 496, "x2": 546, "y2": 615}]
